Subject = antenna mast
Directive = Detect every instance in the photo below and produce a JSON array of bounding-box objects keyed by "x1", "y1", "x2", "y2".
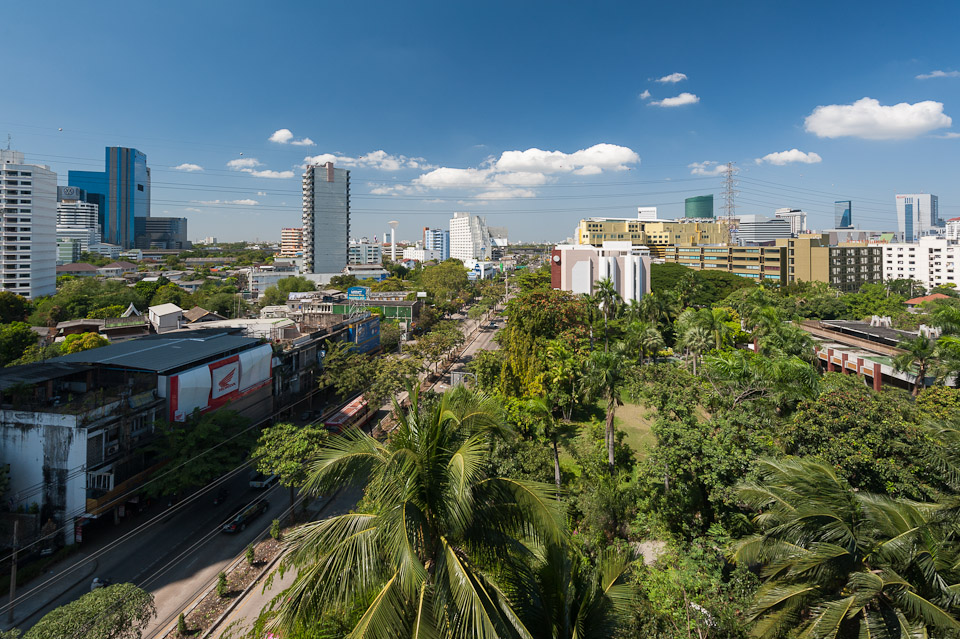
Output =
[{"x1": 721, "y1": 162, "x2": 738, "y2": 244}]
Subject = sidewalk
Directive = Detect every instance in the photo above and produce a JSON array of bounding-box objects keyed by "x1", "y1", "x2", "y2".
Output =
[{"x1": 0, "y1": 550, "x2": 99, "y2": 631}]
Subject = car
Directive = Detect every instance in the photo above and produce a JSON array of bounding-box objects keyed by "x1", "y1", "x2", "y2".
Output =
[
  {"x1": 488, "y1": 321, "x2": 498, "y2": 329},
  {"x1": 222, "y1": 500, "x2": 269, "y2": 533},
  {"x1": 248, "y1": 470, "x2": 278, "y2": 489}
]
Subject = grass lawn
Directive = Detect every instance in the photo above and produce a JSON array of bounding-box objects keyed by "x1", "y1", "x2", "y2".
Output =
[
  {"x1": 563, "y1": 399, "x2": 657, "y2": 462},
  {"x1": 614, "y1": 402, "x2": 657, "y2": 459}
]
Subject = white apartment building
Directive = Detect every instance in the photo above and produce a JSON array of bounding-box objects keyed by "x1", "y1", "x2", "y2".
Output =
[
  {"x1": 450, "y1": 212, "x2": 492, "y2": 261},
  {"x1": 550, "y1": 241, "x2": 652, "y2": 303},
  {"x1": 945, "y1": 218, "x2": 960, "y2": 241},
  {"x1": 423, "y1": 228, "x2": 450, "y2": 261},
  {"x1": 241, "y1": 265, "x2": 300, "y2": 300},
  {"x1": 348, "y1": 240, "x2": 382, "y2": 265},
  {"x1": 0, "y1": 150, "x2": 56, "y2": 298},
  {"x1": 637, "y1": 207, "x2": 658, "y2": 221},
  {"x1": 882, "y1": 235, "x2": 959, "y2": 291},
  {"x1": 896, "y1": 193, "x2": 940, "y2": 242},
  {"x1": 403, "y1": 247, "x2": 443, "y2": 262}
]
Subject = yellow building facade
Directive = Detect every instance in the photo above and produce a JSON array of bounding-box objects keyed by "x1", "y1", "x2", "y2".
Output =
[{"x1": 575, "y1": 218, "x2": 730, "y2": 257}]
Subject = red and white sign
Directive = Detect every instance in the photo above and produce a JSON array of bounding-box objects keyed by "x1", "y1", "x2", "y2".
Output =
[{"x1": 210, "y1": 357, "x2": 240, "y2": 399}]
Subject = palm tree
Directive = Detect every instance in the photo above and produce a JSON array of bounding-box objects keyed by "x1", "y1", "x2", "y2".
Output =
[
  {"x1": 677, "y1": 324, "x2": 712, "y2": 376},
  {"x1": 585, "y1": 346, "x2": 629, "y2": 474},
  {"x1": 639, "y1": 290, "x2": 678, "y2": 331},
  {"x1": 522, "y1": 544, "x2": 637, "y2": 639},
  {"x1": 594, "y1": 278, "x2": 621, "y2": 352},
  {"x1": 274, "y1": 386, "x2": 565, "y2": 639},
  {"x1": 629, "y1": 321, "x2": 664, "y2": 365},
  {"x1": 525, "y1": 396, "x2": 577, "y2": 497},
  {"x1": 933, "y1": 335, "x2": 960, "y2": 387},
  {"x1": 931, "y1": 303, "x2": 960, "y2": 336},
  {"x1": 703, "y1": 349, "x2": 820, "y2": 412},
  {"x1": 758, "y1": 321, "x2": 816, "y2": 364},
  {"x1": 732, "y1": 458, "x2": 960, "y2": 639},
  {"x1": 545, "y1": 341, "x2": 582, "y2": 421},
  {"x1": 893, "y1": 335, "x2": 935, "y2": 396}
]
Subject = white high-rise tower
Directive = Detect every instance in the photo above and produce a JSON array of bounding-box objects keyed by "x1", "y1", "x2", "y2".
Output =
[{"x1": 0, "y1": 150, "x2": 56, "y2": 298}]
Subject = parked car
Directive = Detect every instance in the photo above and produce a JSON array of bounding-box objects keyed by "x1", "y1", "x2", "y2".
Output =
[
  {"x1": 222, "y1": 500, "x2": 269, "y2": 533},
  {"x1": 488, "y1": 321, "x2": 498, "y2": 329},
  {"x1": 248, "y1": 471, "x2": 278, "y2": 489}
]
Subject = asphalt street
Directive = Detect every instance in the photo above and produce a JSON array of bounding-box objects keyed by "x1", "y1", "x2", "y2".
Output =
[{"x1": 9, "y1": 470, "x2": 289, "y2": 636}]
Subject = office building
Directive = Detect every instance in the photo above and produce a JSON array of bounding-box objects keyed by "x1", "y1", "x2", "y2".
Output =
[
  {"x1": 279, "y1": 227, "x2": 303, "y2": 257},
  {"x1": 774, "y1": 208, "x2": 807, "y2": 236},
  {"x1": 0, "y1": 150, "x2": 57, "y2": 298},
  {"x1": 302, "y1": 162, "x2": 350, "y2": 275},
  {"x1": 736, "y1": 215, "x2": 792, "y2": 245},
  {"x1": 575, "y1": 216, "x2": 730, "y2": 257},
  {"x1": 896, "y1": 193, "x2": 940, "y2": 242},
  {"x1": 403, "y1": 247, "x2": 444, "y2": 262},
  {"x1": 835, "y1": 201, "x2": 853, "y2": 229},
  {"x1": 348, "y1": 240, "x2": 382, "y2": 265},
  {"x1": 450, "y1": 212, "x2": 492, "y2": 261},
  {"x1": 663, "y1": 245, "x2": 786, "y2": 284},
  {"x1": 778, "y1": 235, "x2": 882, "y2": 294},
  {"x1": 423, "y1": 228, "x2": 450, "y2": 261},
  {"x1": 68, "y1": 147, "x2": 150, "y2": 249},
  {"x1": 57, "y1": 186, "x2": 101, "y2": 238},
  {"x1": 56, "y1": 227, "x2": 99, "y2": 253},
  {"x1": 882, "y1": 236, "x2": 960, "y2": 291},
  {"x1": 685, "y1": 195, "x2": 714, "y2": 219},
  {"x1": 134, "y1": 217, "x2": 189, "y2": 249},
  {"x1": 550, "y1": 242, "x2": 652, "y2": 302},
  {"x1": 57, "y1": 238, "x2": 81, "y2": 265}
]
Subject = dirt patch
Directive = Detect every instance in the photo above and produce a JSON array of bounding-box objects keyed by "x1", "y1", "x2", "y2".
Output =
[{"x1": 175, "y1": 537, "x2": 281, "y2": 637}]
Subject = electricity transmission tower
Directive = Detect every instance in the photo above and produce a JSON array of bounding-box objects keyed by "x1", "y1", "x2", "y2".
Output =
[{"x1": 721, "y1": 162, "x2": 738, "y2": 244}]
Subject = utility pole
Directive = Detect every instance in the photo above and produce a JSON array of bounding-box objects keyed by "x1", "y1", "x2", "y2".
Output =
[
  {"x1": 721, "y1": 162, "x2": 739, "y2": 245},
  {"x1": 8, "y1": 519, "x2": 18, "y2": 624}
]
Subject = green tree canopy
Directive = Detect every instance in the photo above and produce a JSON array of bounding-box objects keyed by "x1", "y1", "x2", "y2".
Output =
[
  {"x1": 0, "y1": 291, "x2": 31, "y2": 323},
  {"x1": 25, "y1": 582, "x2": 156, "y2": 639},
  {"x1": 0, "y1": 322, "x2": 37, "y2": 367},
  {"x1": 261, "y1": 276, "x2": 317, "y2": 307},
  {"x1": 61, "y1": 332, "x2": 109, "y2": 355},
  {"x1": 252, "y1": 421, "x2": 328, "y2": 510}
]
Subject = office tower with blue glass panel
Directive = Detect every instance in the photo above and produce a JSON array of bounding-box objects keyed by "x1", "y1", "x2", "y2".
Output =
[
  {"x1": 835, "y1": 200, "x2": 852, "y2": 229},
  {"x1": 68, "y1": 147, "x2": 150, "y2": 249},
  {"x1": 896, "y1": 193, "x2": 939, "y2": 242}
]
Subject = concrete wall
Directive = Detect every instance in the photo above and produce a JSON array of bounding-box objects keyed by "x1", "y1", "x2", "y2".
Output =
[{"x1": 0, "y1": 411, "x2": 86, "y2": 545}]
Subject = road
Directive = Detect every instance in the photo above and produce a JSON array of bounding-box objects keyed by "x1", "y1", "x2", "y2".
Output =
[{"x1": 6, "y1": 470, "x2": 290, "y2": 636}]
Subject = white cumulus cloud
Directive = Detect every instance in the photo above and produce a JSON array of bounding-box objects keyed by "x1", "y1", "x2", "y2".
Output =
[
  {"x1": 755, "y1": 149, "x2": 823, "y2": 166},
  {"x1": 185, "y1": 207, "x2": 203, "y2": 213},
  {"x1": 934, "y1": 132, "x2": 960, "y2": 139},
  {"x1": 639, "y1": 89, "x2": 651, "y2": 100},
  {"x1": 269, "y1": 128, "x2": 315, "y2": 146},
  {"x1": 650, "y1": 93, "x2": 700, "y2": 107},
  {"x1": 494, "y1": 143, "x2": 640, "y2": 175},
  {"x1": 804, "y1": 97, "x2": 952, "y2": 140},
  {"x1": 196, "y1": 199, "x2": 259, "y2": 206},
  {"x1": 227, "y1": 158, "x2": 261, "y2": 170},
  {"x1": 657, "y1": 72, "x2": 687, "y2": 83},
  {"x1": 370, "y1": 143, "x2": 640, "y2": 199},
  {"x1": 227, "y1": 158, "x2": 294, "y2": 179},
  {"x1": 304, "y1": 150, "x2": 430, "y2": 171},
  {"x1": 173, "y1": 163, "x2": 203, "y2": 172},
  {"x1": 916, "y1": 70, "x2": 960, "y2": 80},
  {"x1": 256, "y1": 191, "x2": 267, "y2": 196},
  {"x1": 688, "y1": 161, "x2": 727, "y2": 176}
]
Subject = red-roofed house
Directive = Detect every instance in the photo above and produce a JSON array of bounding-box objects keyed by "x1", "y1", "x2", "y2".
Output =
[
  {"x1": 56, "y1": 263, "x2": 99, "y2": 277},
  {"x1": 905, "y1": 293, "x2": 952, "y2": 310}
]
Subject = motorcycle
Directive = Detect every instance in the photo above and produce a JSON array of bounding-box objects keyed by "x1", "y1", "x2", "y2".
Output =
[{"x1": 213, "y1": 487, "x2": 229, "y2": 506}]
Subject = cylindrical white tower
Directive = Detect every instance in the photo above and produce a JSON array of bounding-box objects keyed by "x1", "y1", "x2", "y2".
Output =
[{"x1": 388, "y1": 220, "x2": 400, "y2": 261}]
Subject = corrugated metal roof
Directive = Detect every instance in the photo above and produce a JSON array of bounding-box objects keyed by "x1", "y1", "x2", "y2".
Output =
[
  {"x1": 57, "y1": 331, "x2": 262, "y2": 373},
  {"x1": 0, "y1": 361, "x2": 93, "y2": 391}
]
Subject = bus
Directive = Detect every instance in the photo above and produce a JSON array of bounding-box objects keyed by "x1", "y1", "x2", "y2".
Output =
[{"x1": 324, "y1": 395, "x2": 372, "y2": 433}]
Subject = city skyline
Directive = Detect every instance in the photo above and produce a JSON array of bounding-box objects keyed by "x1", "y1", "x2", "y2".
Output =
[{"x1": 2, "y1": 1, "x2": 959, "y2": 241}]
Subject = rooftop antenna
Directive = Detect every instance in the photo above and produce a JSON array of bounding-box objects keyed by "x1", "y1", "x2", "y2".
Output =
[{"x1": 5, "y1": 134, "x2": 10, "y2": 151}]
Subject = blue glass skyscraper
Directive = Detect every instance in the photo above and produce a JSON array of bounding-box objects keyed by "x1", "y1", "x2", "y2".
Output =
[
  {"x1": 69, "y1": 147, "x2": 150, "y2": 248},
  {"x1": 835, "y1": 200, "x2": 852, "y2": 229}
]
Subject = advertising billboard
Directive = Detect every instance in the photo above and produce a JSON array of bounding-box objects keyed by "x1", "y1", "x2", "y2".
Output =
[{"x1": 167, "y1": 344, "x2": 272, "y2": 421}]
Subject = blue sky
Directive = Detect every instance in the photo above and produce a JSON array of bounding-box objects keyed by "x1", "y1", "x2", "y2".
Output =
[{"x1": 3, "y1": 1, "x2": 959, "y2": 242}]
